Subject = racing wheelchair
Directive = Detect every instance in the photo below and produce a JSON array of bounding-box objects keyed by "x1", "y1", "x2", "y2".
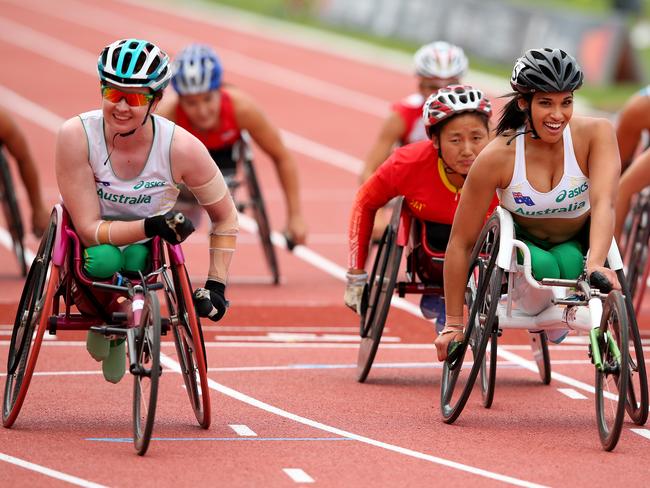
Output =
[
  {"x1": 0, "y1": 147, "x2": 27, "y2": 276},
  {"x1": 440, "y1": 207, "x2": 648, "y2": 451},
  {"x1": 2, "y1": 205, "x2": 211, "y2": 456},
  {"x1": 620, "y1": 187, "x2": 650, "y2": 314},
  {"x1": 218, "y1": 131, "x2": 283, "y2": 285},
  {"x1": 357, "y1": 197, "x2": 551, "y2": 389}
]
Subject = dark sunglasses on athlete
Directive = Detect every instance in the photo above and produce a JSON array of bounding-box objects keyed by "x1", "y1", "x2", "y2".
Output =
[{"x1": 101, "y1": 85, "x2": 155, "y2": 106}]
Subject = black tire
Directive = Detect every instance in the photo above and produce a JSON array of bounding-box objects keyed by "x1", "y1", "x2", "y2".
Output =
[
  {"x1": 3, "y1": 211, "x2": 57, "y2": 426},
  {"x1": 528, "y1": 331, "x2": 552, "y2": 385},
  {"x1": 0, "y1": 151, "x2": 27, "y2": 276},
  {"x1": 167, "y1": 264, "x2": 209, "y2": 428},
  {"x1": 243, "y1": 158, "x2": 280, "y2": 285},
  {"x1": 623, "y1": 196, "x2": 650, "y2": 312},
  {"x1": 595, "y1": 291, "x2": 629, "y2": 451},
  {"x1": 357, "y1": 197, "x2": 404, "y2": 383},
  {"x1": 133, "y1": 291, "x2": 161, "y2": 456},
  {"x1": 616, "y1": 269, "x2": 649, "y2": 426},
  {"x1": 441, "y1": 213, "x2": 502, "y2": 423},
  {"x1": 479, "y1": 328, "x2": 498, "y2": 408}
]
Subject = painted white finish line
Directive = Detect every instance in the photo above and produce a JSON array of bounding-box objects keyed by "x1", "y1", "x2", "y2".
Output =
[
  {"x1": 557, "y1": 388, "x2": 588, "y2": 400},
  {"x1": 229, "y1": 424, "x2": 257, "y2": 437},
  {"x1": 283, "y1": 468, "x2": 315, "y2": 483},
  {"x1": 631, "y1": 428, "x2": 650, "y2": 440},
  {"x1": 0, "y1": 452, "x2": 107, "y2": 488}
]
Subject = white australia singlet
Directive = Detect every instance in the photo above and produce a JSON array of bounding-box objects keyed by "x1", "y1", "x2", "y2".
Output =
[
  {"x1": 497, "y1": 125, "x2": 590, "y2": 219},
  {"x1": 79, "y1": 110, "x2": 180, "y2": 221}
]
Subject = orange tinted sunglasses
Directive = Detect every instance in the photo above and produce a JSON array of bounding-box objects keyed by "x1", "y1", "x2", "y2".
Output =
[{"x1": 101, "y1": 86, "x2": 155, "y2": 106}]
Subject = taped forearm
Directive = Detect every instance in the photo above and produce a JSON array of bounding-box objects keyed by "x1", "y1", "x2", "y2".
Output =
[
  {"x1": 207, "y1": 206, "x2": 239, "y2": 283},
  {"x1": 92, "y1": 219, "x2": 146, "y2": 246},
  {"x1": 187, "y1": 171, "x2": 227, "y2": 206}
]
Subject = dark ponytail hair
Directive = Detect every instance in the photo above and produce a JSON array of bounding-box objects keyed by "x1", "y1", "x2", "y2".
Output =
[{"x1": 495, "y1": 92, "x2": 532, "y2": 136}]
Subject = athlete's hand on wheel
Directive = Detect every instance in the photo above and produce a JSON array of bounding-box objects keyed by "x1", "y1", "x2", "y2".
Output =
[
  {"x1": 144, "y1": 211, "x2": 195, "y2": 244},
  {"x1": 193, "y1": 280, "x2": 229, "y2": 322},
  {"x1": 344, "y1": 271, "x2": 367, "y2": 315}
]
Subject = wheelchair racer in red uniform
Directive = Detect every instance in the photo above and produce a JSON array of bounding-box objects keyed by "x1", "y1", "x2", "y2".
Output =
[
  {"x1": 156, "y1": 44, "x2": 307, "y2": 246},
  {"x1": 345, "y1": 85, "x2": 497, "y2": 330}
]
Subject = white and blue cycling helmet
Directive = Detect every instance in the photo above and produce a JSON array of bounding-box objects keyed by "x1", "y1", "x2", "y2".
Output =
[
  {"x1": 98, "y1": 39, "x2": 171, "y2": 92},
  {"x1": 171, "y1": 44, "x2": 223, "y2": 95}
]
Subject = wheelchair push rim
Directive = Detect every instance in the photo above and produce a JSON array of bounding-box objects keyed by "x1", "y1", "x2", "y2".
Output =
[
  {"x1": 616, "y1": 269, "x2": 649, "y2": 426},
  {"x1": 440, "y1": 213, "x2": 501, "y2": 423},
  {"x1": 594, "y1": 290, "x2": 629, "y2": 451},
  {"x1": 3, "y1": 212, "x2": 58, "y2": 427},
  {"x1": 133, "y1": 290, "x2": 162, "y2": 456},
  {"x1": 169, "y1": 263, "x2": 211, "y2": 428}
]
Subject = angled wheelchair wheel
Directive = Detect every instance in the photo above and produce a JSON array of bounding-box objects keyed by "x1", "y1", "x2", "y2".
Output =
[
  {"x1": 528, "y1": 331, "x2": 551, "y2": 385},
  {"x1": 0, "y1": 151, "x2": 27, "y2": 276},
  {"x1": 133, "y1": 291, "x2": 161, "y2": 456},
  {"x1": 242, "y1": 158, "x2": 280, "y2": 285},
  {"x1": 479, "y1": 327, "x2": 498, "y2": 408},
  {"x1": 357, "y1": 198, "x2": 404, "y2": 383},
  {"x1": 623, "y1": 196, "x2": 650, "y2": 313},
  {"x1": 441, "y1": 213, "x2": 501, "y2": 423},
  {"x1": 595, "y1": 291, "x2": 629, "y2": 451},
  {"x1": 616, "y1": 269, "x2": 648, "y2": 426},
  {"x1": 3, "y1": 211, "x2": 57, "y2": 427},
  {"x1": 166, "y1": 263, "x2": 211, "y2": 428}
]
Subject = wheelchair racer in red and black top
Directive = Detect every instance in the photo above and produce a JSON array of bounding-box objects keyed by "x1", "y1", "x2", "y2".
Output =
[{"x1": 345, "y1": 85, "x2": 497, "y2": 331}]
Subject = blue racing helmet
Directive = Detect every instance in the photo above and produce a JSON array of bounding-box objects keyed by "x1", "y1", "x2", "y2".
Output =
[
  {"x1": 172, "y1": 44, "x2": 223, "y2": 95},
  {"x1": 98, "y1": 39, "x2": 171, "y2": 92}
]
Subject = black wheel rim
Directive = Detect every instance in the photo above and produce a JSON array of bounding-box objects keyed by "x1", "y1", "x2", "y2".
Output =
[
  {"x1": 133, "y1": 291, "x2": 161, "y2": 456},
  {"x1": 595, "y1": 291, "x2": 629, "y2": 451}
]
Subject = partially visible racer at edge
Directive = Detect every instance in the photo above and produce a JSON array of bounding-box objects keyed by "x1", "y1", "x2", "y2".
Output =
[
  {"x1": 156, "y1": 44, "x2": 307, "y2": 246},
  {"x1": 615, "y1": 84, "x2": 650, "y2": 171},
  {"x1": 0, "y1": 106, "x2": 50, "y2": 237},
  {"x1": 345, "y1": 84, "x2": 497, "y2": 329},
  {"x1": 55, "y1": 39, "x2": 238, "y2": 383},
  {"x1": 436, "y1": 48, "x2": 621, "y2": 361}
]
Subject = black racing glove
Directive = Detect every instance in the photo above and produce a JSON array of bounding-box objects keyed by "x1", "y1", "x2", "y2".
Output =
[
  {"x1": 144, "y1": 211, "x2": 195, "y2": 245},
  {"x1": 193, "y1": 280, "x2": 229, "y2": 322}
]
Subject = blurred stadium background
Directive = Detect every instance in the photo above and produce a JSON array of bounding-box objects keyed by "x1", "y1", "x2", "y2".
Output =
[{"x1": 205, "y1": 0, "x2": 650, "y2": 112}]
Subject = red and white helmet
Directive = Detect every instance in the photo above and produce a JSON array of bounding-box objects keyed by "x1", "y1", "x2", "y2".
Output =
[
  {"x1": 423, "y1": 85, "x2": 492, "y2": 137},
  {"x1": 414, "y1": 41, "x2": 468, "y2": 79}
]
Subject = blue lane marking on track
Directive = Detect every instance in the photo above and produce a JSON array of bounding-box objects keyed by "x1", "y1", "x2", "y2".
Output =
[{"x1": 86, "y1": 437, "x2": 354, "y2": 443}]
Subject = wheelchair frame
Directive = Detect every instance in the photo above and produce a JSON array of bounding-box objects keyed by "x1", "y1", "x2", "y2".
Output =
[
  {"x1": 2, "y1": 205, "x2": 211, "y2": 455},
  {"x1": 0, "y1": 148, "x2": 27, "y2": 276},
  {"x1": 440, "y1": 207, "x2": 648, "y2": 451}
]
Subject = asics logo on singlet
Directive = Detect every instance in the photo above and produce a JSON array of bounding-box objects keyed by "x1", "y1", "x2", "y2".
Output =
[
  {"x1": 512, "y1": 192, "x2": 535, "y2": 206},
  {"x1": 409, "y1": 200, "x2": 426, "y2": 212},
  {"x1": 555, "y1": 182, "x2": 589, "y2": 203},
  {"x1": 133, "y1": 180, "x2": 166, "y2": 190}
]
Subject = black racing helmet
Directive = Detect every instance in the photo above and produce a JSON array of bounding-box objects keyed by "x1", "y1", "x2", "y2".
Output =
[{"x1": 510, "y1": 48, "x2": 583, "y2": 94}]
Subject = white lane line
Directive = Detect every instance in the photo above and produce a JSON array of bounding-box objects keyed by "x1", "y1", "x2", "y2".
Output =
[
  {"x1": 0, "y1": 452, "x2": 107, "y2": 488},
  {"x1": 159, "y1": 352, "x2": 547, "y2": 488},
  {"x1": 557, "y1": 388, "x2": 588, "y2": 400},
  {"x1": 229, "y1": 424, "x2": 258, "y2": 437},
  {"x1": 631, "y1": 428, "x2": 650, "y2": 440},
  {"x1": 283, "y1": 468, "x2": 315, "y2": 484},
  {"x1": 213, "y1": 333, "x2": 400, "y2": 343},
  {"x1": 1, "y1": 0, "x2": 388, "y2": 118}
]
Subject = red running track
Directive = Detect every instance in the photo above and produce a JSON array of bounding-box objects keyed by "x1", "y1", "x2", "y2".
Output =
[{"x1": 0, "y1": 0, "x2": 649, "y2": 486}]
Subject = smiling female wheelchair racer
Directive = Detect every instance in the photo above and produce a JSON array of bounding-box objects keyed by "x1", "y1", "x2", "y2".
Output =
[
  {"x1": 55, "y1": 39, "x2": 239, "y2": 383},
  {"x1": 435, "y1": 48, "x2": 621, "y2": 361},
  {"x1": 345, "y1": 84, "x2": 496, "y2": 328}
]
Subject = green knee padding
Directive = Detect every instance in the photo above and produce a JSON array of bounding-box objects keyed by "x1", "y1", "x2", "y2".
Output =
[
  {"x1": 522, "y1": 240, "x2": 560, "y2": 281},
  {"x1": 549, "y1": 240, "x2": 584, "y2": 279},
  {"x1": 122, "y1": 244, "x2": 150, "y2": 273},
  {"x1": 84, "y1": 245, "x2": 123, "y2": 279}
]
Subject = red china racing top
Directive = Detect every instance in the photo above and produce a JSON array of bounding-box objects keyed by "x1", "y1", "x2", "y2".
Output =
[
  {"x1": 392, "y1": 93, "x2": 427, "y2": 145},
  {"x1": 348, "y1": 140, "x2": 498, "y2": 269},
  {"x1": 175, "y1": 88, "x2": 241, "y2": 150}
]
